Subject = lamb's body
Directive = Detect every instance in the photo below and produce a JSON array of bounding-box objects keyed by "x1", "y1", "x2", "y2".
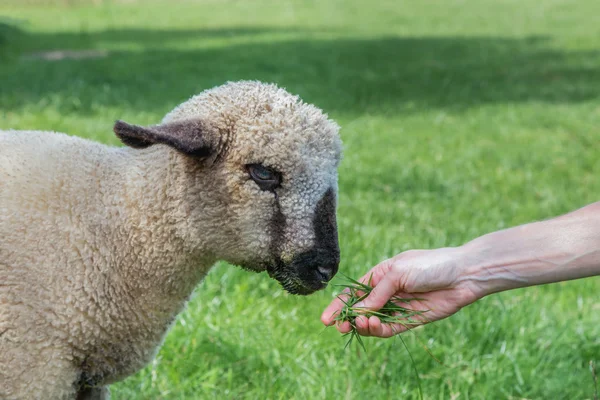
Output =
[
  {"x1": 0, "y1": 81, "x2": 342, "y2": 400},
  {"x1": 0, "y1": 131, "x2": 213, "y2": 398}
]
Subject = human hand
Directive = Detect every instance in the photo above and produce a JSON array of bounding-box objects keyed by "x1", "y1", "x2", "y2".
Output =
[{"x1": 321, "y1": 248, "x2": 482, "y2": 337}]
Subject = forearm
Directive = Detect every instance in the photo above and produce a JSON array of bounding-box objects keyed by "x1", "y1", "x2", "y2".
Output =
[{"x1": 458, "y1": 202, "x2": 600, "y2": 298}]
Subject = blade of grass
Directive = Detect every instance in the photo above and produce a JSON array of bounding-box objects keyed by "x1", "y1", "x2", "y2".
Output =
[
  {"x1": 331, "y1": 273, "x2": 444, "y2": 398},
  {"x1": 398, "y1": 333, "x2": 423, "y2": 400}
]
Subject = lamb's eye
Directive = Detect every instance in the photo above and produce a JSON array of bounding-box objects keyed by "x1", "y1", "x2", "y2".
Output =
[{"x1": 247, "y1": 164, "x2": 281, "y2": 191}]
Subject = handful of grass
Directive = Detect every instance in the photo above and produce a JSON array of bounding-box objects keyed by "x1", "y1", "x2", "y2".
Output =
[
  {"x1": 332, "y1": 275, "x2": 435, "y2": 400},
  {"x1": 332, "y1": 274, "x2": 428, "y2": 351}
]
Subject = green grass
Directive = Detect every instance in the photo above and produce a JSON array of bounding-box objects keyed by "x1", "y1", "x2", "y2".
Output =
[{"x1": 2, "y1": 0, "x2": 600, "y2": 398}]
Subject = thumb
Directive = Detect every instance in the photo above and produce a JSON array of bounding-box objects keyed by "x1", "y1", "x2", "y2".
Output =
[{"x1": 355, "y1": 270, "x2": 402, "y2": 311}]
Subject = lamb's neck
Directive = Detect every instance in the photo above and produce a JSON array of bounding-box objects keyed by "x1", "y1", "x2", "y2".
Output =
[{"x1": 98, "y1": 146, "x2": 216, "y2": 309}]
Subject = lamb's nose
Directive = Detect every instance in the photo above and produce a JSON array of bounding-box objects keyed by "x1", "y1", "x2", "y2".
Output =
[{"x1": 317, "y1": 262, "x2": 338, "y2": 282}]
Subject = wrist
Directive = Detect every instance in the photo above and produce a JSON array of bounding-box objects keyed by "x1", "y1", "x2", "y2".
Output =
[{"x1": 454, "y1": 235, "x2": 528, "y2": 299}]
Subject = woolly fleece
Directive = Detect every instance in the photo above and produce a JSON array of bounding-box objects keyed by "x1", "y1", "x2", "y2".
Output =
[{"x1": 0, "y1": 81, "x2": 342, "y2": 399}]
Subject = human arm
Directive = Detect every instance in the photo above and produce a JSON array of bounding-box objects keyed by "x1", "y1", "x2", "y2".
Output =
[{"x1": 321, "y1": 201, "x2": 600, "y2": 337}]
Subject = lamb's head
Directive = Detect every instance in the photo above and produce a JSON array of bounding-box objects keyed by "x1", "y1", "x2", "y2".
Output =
[{"x1": 114, "y1": 81, "x2": 342, "y2": 295}]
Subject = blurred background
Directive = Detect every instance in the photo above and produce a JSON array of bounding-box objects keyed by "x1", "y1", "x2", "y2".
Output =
[{"x1": 1, "y1": 0, "x2": 599, "y2": 398}]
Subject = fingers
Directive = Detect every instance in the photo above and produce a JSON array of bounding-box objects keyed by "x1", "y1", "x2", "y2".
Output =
[
  {"x1": 355, "y1": 315, "x2": 369, "y2": 334},
  {"x1": 321, "y1": 260, "x2": 393, "y2": 326},
  {"x1": 355, "y1": 268, "x2": 402, "y2": 311},
  {"x1": 320, "y1": 292, "x2": 353, "y2": 333},
  {"x1": 321, "y1": 289, "x2": 350, "y2": 326},
  {"x1": 336, "y1": 320, "x2": 352, "y2": 334},
  {"x1": 355, "y1": 315, "x2": 408, "y2": 338}
]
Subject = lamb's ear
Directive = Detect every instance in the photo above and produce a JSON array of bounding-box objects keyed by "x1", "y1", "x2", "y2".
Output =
[{"x1": 113, "y1": 119, "x2": 218, "y2": 158}]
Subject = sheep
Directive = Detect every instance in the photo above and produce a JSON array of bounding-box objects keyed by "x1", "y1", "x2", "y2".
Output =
[{"x1": 0, "y1": 81, "x2": 342, "y2": 400}]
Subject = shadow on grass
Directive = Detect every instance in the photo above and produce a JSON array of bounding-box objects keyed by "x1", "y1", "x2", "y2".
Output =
[
  {"x1": 0, "y1": 17, "x2": 23, "y2": 57},
  {"x1": 1, "y1": 22, "x2": 599, "y2": 118}
]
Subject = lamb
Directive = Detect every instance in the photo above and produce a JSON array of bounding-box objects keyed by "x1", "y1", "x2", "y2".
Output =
[{"x1": 0, "y1": 81, "x2": 342, "y2": 400}]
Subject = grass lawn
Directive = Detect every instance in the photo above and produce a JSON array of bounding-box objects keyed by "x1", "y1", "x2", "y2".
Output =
[{"x1": 1, "y1": 0, "x2": 599, "y2": 398}]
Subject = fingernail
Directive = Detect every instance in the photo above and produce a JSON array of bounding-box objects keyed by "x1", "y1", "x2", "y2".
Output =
[{"x1": 354, "y1": 302, "x2": 365, "y2": 308}]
